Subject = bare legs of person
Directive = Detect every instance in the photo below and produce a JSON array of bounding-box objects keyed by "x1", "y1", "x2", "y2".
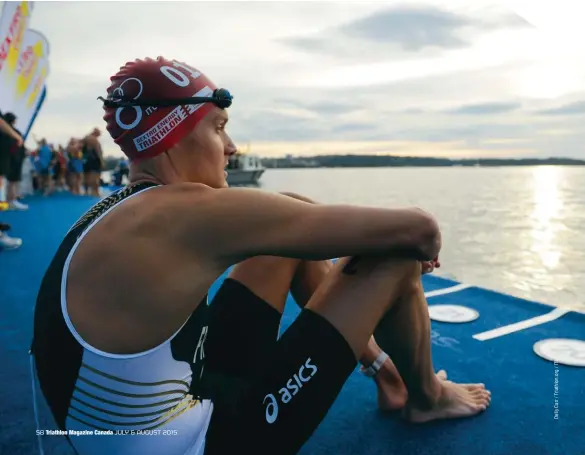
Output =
[
  {"x1": 70, "y1": 173, "x2": 82, "y2": 195},
  {"x1": 7, "y1": 181, "x2": 18, "y2": 202},
  {"x1": 229, "y1": 253, "x2": 490, "y2": 424},
  {"x1": 42, "y1": 173, "x2": 54, "y2": 196},
  {"x1": 291, "y1": 259, "x2": 409, "y2": 410},
  {"x1": 84, "y1": 171, "x2": 100, "y2": 197},
  {"x1": 226, "y1": 193, "x2": 490, "y2": 424}
]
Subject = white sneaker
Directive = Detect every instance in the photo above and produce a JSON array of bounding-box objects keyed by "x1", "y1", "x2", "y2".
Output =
[
  {"x1": 0, "y1": 232, "x2": 22, "y2": 250},
  {"x1": 8, "y1": 200, "x2": 28, "y2": 211}
]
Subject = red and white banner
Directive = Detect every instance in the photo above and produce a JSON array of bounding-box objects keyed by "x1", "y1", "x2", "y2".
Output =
[
  {"x1": 10, "y1": 27, "x2": 49, "y2": 132},
  {"x1": 0, "y1": 1, "x2": 35, "y2": 112}
]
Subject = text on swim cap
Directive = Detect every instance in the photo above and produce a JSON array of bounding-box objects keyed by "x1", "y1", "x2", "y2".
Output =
[
  {"x1": 114, "y1": 60, "x2": 202, "y2": 132},
  {"x1": 132, "y1": 85, "x2": 213, "y2": 152}
]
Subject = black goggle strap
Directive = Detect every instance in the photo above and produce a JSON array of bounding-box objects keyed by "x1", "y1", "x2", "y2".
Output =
[{"x1": 97, "y1": 88, "x2": 233, "y2": 109}]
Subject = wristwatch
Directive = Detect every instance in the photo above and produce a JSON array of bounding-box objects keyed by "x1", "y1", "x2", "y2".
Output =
[{"x1": 360, "y1": 351, "x2": 389, "y2": 377}]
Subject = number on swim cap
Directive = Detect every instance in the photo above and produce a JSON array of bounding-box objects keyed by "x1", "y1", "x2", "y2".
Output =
[{"x1": 160, "y1": 61, "x2": 202, "y2": 88}]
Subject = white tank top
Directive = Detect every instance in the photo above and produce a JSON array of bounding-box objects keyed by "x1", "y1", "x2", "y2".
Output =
[{"x1": 32, "y1": 183, "x2": 214, "y2": 455}]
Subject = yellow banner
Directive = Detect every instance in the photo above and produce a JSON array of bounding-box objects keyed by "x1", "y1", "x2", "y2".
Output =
[
  {"x1": 4, "y1": 1, "x2": 30, "y2": 76},
  {"x1": 0, "y1": 2, "x2": 33, "y2": 75},
  {"x1": 27, "y1": 60, "x2": 47, "y2": 109},
  {"x1": 0, "y1": 1, "x2": 35, "y2": 111},
  {"x1": 15, "y1": 29, "x2": 46, "y2": 102},
  {"x1": 10, "y1": 28, "x2": 49, "y2": 132}
]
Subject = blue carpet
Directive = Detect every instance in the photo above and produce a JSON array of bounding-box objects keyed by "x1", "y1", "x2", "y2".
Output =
[{"x1": 1, "y1": 193, "x2": 583, "y2": 455}]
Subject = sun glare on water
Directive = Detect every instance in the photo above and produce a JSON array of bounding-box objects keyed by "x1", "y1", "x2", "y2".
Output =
[{"x1": 530, "y1": 166, "x2": 563, "y2": 269}]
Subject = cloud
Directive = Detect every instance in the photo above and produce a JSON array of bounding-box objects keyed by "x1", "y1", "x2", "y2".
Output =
[
  {"x1": 339, "y1": 6, "x2": 473, "y2": 51},
  {"x1": 234, "y1": 109, "x2": 323, "y2": 142},
  {"x1": 395, "y1": 122, "x2": 538, "y2": 144},
  {"x1": 444, "y1": 102, "x2": 521, "y2": 115},
  {"x1": 20, "y1": 1, "x2": 584, "y2": 160},
  {"x1": 227, "y1": 79, "x2": 585, "y2": 159},
  {"x1": 272, "y1": 99, "x2": 360, "y2": 116},
  {"x1": 280, "y1": 4, "x2": 531, "y2": 62},
  {"x1": 330, "y1": 123, "x2": 377, "y2": 134},
  {"x1": 535, "y1": 101, "x2": 585, "y2": 116}
]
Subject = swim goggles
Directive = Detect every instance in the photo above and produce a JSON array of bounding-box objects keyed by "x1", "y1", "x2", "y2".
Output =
[{"x1": 97, "y1": 88, "x2": 233, "y2": 110}]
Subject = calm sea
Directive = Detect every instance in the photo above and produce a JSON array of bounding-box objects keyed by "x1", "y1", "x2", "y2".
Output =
[{"x1": 255, "y1": 166, "x2": 584, "y2": 311}]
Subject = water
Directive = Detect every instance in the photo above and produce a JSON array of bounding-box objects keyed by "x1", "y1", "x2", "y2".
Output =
[{"x1": 253, "y1": 166, "x2": 584, "y2": 311}]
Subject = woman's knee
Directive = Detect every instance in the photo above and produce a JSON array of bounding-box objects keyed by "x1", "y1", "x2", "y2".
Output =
[
  {"x1": 340, "y1": 254, "x2": 420, "y2": 277},
  {"x1": 331, "y1": 255, "x2": 423, "y2": 298},
  {"x1": 227, "y1": 256, "x2": 301, "y2": 312}
]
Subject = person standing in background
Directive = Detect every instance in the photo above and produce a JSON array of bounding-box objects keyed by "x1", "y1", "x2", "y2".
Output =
[
  {"x1": 54, "y1": 145, "x2": 68, "y2": 191},
  {"x1": 19, "y1": 148, "x2": 34, "y2": 197},
  {"x1": 82, "y1": 128, "x2": 104, "y2": 197},
  {"x1": 112, "y1": 157, "x2": 129, "y2": 186},
  {"x1": 0, "y1": 111, "x2": 24, "y2": 249},
  {"x1": 67, "y1": 138, "x2": 84, "y2": 195},
  {"x1": 0, "y1": 111, "x2": 24, "y2": 206},
  {"x1": 3, "y1": 112, "x2": 29, "y2": 210},
  {"x1": 35, "y1": 139, "x2": 55, "y2": 196}
]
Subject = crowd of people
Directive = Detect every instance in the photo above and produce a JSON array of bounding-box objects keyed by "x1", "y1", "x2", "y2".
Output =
[{"x1": 0, "y1": 111, "x2": 108, "y2": 251}]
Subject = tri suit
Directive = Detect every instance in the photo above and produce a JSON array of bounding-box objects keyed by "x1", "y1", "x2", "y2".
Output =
[{"x1": 31, "y1": 182, "x2": 357, "y2": 455}]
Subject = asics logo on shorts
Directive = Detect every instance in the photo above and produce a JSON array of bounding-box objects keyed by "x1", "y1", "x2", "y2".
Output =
[{"x1": 263, "y1": 358, "x2": 318, "y2": 424}]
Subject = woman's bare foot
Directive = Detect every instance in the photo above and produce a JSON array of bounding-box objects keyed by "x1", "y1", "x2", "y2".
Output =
[
  {"x1": 404, "y1": 371, "x2": 491, "y2": 423},
  {"x1": 376, "y1": 368, "x2": 451, "y2": 411}
]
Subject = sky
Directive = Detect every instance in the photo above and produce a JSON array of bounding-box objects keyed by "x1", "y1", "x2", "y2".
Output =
[{"x1": 26, "y1": 0, "x2": 585, "y2": 159}]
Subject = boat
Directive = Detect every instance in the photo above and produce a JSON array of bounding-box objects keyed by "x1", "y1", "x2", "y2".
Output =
[
  {"x1": 0, "y1": 193, "x2": 583, "y2": 455},
  {"x1": 226, "y1": 146, "x2": 265, "y2": 185}
]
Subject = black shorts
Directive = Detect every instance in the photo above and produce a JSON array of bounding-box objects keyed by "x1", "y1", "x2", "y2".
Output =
[
  {"x1": 83, "y1": 158, "x2": 102, "y2": 173},
  {"x1": 202, "y1": 278, "x2": 357, "y2": 455},
  {"x1": 7, "y1": 151, "x2": 24, "y2": 182},
  {"x1": 0, "y1": 146, "x2": 9, "y2": 177}
]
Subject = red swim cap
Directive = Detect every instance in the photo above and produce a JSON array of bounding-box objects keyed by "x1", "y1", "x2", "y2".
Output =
[{"x1": 103, "y1": 57, "x2": 218, "y2": 161}]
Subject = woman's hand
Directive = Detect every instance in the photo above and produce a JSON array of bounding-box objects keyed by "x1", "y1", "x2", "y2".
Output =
[{"x1": 421, "y1": 256, "x2": 440, "y2": 274}]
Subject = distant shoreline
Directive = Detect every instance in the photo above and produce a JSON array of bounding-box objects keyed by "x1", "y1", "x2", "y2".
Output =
[
  {"x1": 263, "y1": 164, "x2": 585, "y2": 169},
  {"x1": 102, "y1": 155, "x2": 585, "y2": 171},
  {"x1": 261, "y1": 155, "x2": 585, "y2": 169}
]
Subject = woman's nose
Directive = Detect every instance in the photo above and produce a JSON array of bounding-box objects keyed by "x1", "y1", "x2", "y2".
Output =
[{"x1": 225, "y1": 139, "x2": 237, "y2": 156}]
